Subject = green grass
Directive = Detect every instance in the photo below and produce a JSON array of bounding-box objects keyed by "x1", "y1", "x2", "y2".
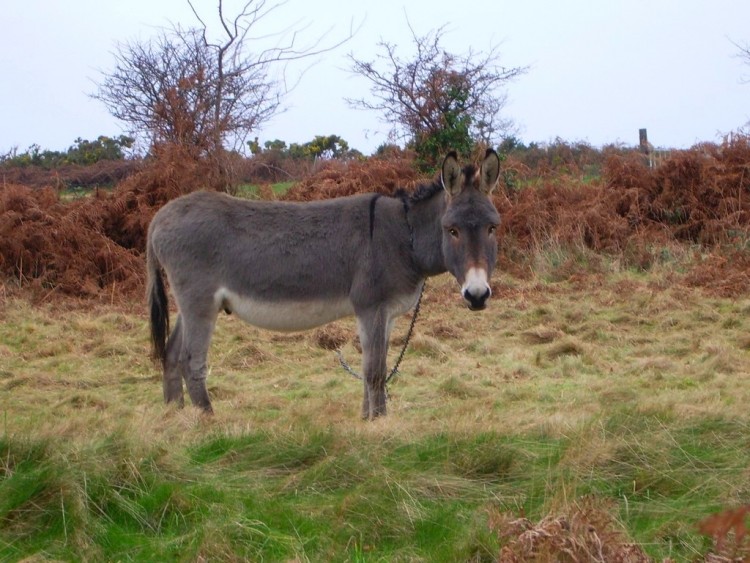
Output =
[
  {"x1": 3, "y1": 419, "x2": 742, "y2": 560},
  {"x1": 56, "y1": 185, "x2": 116, "y2": 202},
  {"x1": 1, "y1": 271, "x2": 750, "y2": 560},
  {"x1": 54, "y1": 182, "x2": 295, "y2": 203},
  {"x1": 235, "y1": 181, "x2": 295, "y2": 199}
]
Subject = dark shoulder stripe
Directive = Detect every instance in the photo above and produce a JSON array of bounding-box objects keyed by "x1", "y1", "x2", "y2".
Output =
[{"x1": 369, "y1": 194, "x2": 381, "y2": 239}]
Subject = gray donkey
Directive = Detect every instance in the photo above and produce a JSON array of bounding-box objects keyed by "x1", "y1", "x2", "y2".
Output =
[{"x1": 147, "y1": 149, "x2": 502, "y2": 419}]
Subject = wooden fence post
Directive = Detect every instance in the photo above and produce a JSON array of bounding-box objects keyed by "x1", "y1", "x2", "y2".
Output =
[
  {"x1": 639, "y1": 129, "x2": 650, "y2": 155},
  {"x1": 639, "y1": 128, "x2": 657, "y2": 168}
]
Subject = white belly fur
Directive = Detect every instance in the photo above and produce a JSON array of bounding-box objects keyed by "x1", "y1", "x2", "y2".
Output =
[
  {"x1": 215, "y1": 288, "x2": 355, "y2": 332},
  {"x1": 388, "y1": 282, "x2": 424, "y2": 318}
]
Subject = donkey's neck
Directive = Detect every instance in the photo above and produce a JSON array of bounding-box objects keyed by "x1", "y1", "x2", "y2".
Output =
[{"x1": 407, "y1": 188, "x2": 447, "y2": 277}]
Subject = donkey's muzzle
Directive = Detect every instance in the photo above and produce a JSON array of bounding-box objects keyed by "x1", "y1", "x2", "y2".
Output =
[
  {"x1": 463, "y1": 286, "x2": 491, "y2": 311},
  {"x1": 461, "y1": 267, "x2": 491, "y2": 311}
]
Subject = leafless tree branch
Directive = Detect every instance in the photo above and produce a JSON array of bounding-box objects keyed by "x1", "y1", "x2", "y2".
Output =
[
  {"x1": 93, "y1": 0, "x2": 356, "y2": 157},
  {"x1": 732, "y1": 38, "x2": 750, "y2": 84}
]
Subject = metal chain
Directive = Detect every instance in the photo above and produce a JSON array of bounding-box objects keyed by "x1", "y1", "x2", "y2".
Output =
[{"x1": 335, "y1": 280, "x2": 425, "y2": 388}]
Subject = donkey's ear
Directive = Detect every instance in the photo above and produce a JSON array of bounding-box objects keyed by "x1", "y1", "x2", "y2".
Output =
[
  {"x1": 479, "y1": 148, "x2": 501, "y2": 194},
  {"x1": 441, "y1": 151, "x2": 462, "y2": 196}
]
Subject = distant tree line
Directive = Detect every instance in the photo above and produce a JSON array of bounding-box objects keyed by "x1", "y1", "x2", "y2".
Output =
[
  {"x1": 1, "y1": 136, "x2": 134, "y2": 169},
  {"x1": 0, "y1": 132, "x2": 361, "y2": 170},
  {"x1": 248, "y1": 134, "x2": 362, "y2": 160}
]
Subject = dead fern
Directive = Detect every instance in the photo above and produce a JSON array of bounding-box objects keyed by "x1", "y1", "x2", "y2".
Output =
[
  {"x1": 698, "y1": 505, "x2": 750, "y2": 562},
  {"x1": 489, "y1": 497, "x2": 651, "y2": 562}
]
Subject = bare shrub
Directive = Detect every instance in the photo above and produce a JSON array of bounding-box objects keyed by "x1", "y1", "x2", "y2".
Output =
[
  {"x1": 496, "y1": 134, "x2": 750, "y2": 285},
  {"x1": 0, "y1": 185, "x2": 143, "y2": 297},
  {"x1": 0, "y1": 144, "x2": 224, "y2": 298},
  {"x1": 0, "y1": 159, "x2": 140, "y2": 190},
  {"x1": 603, "y1": 136, "x2": 750, "y2": 245}
]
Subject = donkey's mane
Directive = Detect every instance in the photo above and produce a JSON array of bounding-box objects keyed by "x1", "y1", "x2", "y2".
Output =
[{"x1": 395, "y1": 179, "x2": 443, "y2": 206}]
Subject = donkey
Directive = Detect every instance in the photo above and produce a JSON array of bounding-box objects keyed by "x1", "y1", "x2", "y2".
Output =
[{"x1": 147, "y1": 149, "x2": 502, "y2": 419}]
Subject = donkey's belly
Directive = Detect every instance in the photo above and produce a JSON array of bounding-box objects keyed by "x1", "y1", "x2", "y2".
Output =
[{"x1": 215, "y1": 288, "x2": 354, "y2": 332}]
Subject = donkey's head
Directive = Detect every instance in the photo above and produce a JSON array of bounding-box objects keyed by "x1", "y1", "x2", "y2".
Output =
[{"x1": 440, "y1": 149, "x2": 502, "y2": 311}]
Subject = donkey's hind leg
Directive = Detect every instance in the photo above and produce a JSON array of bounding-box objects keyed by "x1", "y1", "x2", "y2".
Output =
[
  {"x1": 180, "y1": 309, "x2": 218, "y2": 413},
  {"x1": 163, "y1": 314, "x2": 185, "y2": 407}
]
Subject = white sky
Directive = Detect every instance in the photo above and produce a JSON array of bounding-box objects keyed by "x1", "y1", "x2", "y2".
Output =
[{"x1": 1, "y1": 0, "x2": 749, "y2": 155}]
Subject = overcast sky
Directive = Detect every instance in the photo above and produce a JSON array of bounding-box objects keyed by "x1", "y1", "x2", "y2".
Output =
[{"x1": 2, "y1": 0, "x2": 749, "y2": 156}]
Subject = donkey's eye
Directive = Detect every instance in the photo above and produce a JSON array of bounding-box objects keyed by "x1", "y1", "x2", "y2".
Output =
[
  {"x1": 448, "y1": 228, "x2": 459, "y2": 238},
  {"x1": 488, "y1": 225, "x2": 497, "y2": 236}
]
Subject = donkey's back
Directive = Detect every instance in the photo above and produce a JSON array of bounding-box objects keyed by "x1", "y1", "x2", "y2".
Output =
[{"x1": 149, "y1": 191, "x2": 371, "y2": 295}]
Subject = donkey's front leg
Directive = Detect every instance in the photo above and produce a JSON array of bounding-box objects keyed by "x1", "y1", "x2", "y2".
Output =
[{"x1": 357, "y1": 313, "x2": 389, "y2": 420}]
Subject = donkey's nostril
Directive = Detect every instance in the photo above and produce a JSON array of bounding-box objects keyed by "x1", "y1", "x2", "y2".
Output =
[{"x1": 462, "y1": 286, "x2": 491, "y2": 310}]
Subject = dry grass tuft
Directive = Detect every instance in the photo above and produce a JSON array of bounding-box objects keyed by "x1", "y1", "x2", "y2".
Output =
[
  {"x1": 425, "y1": 320, "x2": 463, "y2": 340},
  {"x1": 545, "y1": 338, "x2": 586, "y2": 360},
  {"x1": 408, "y1": 333, "x2": 449, "y2": 360},
  {"x1": 521, "y1": 325, "x2": 564, "y2": 344},
  {"x1": 312, "y1": 323, "x2": 350, "y2": 350}
]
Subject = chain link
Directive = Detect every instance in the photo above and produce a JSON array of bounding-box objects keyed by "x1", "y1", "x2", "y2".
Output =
[{"x1": 335, "y1": 281, "x2": 425, "y2": 389}]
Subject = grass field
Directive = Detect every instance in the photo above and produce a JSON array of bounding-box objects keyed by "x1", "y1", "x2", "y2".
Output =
[
  {"x1": 55, "y1": 181, "x2": 293, "y2": 202},
  {"x1": 1, "y1": 266, "x2": 750, "y2": 561},
  {"x1": 235, "y1": 182, "x2": 295, "y2": 199}
]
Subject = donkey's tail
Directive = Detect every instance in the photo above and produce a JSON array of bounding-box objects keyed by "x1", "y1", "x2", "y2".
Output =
[{"x1": 146, "y1": 237, "x2": 169, "y2": 367}]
